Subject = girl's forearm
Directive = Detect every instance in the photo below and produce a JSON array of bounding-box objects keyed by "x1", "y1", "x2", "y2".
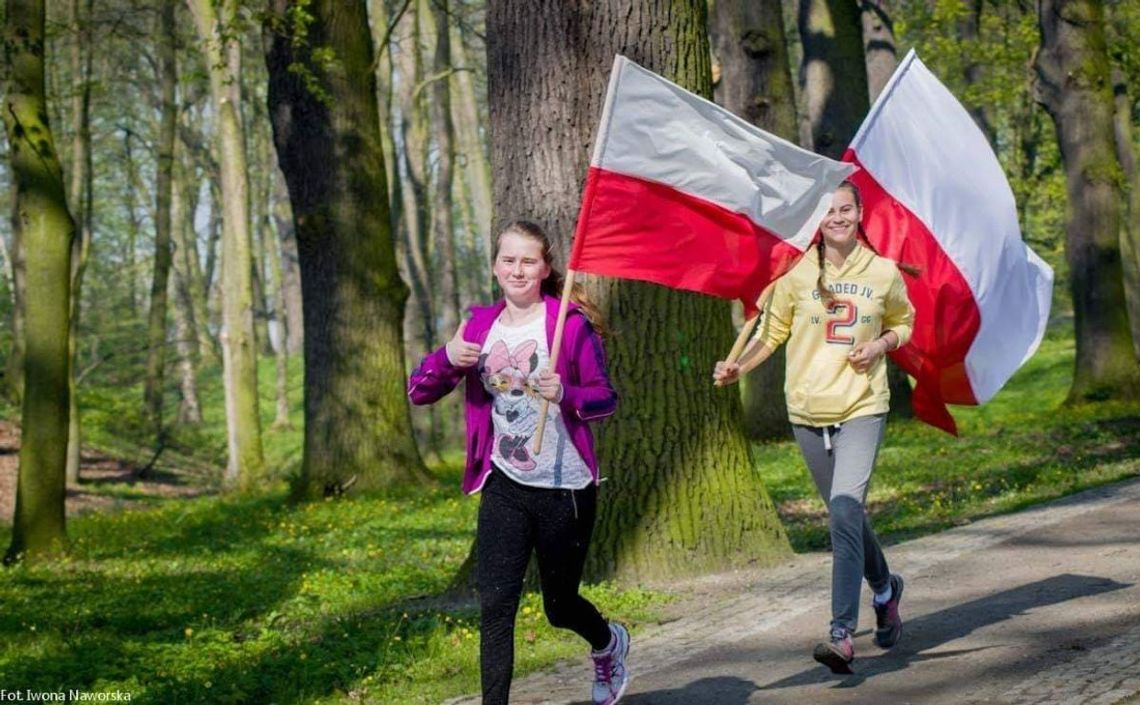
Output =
[{"x1": 738, "y1": 340, "x2": 776, "y2": 376}]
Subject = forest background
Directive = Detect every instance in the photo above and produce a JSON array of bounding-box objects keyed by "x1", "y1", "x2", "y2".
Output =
[{"x1": 1, "y1": 0, "x2": 1139, "y2": 703}]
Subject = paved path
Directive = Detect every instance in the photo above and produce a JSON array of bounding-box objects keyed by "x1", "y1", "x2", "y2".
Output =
[{"x1": 449, "y1": 476, "x2": 1140, "y2": 705}]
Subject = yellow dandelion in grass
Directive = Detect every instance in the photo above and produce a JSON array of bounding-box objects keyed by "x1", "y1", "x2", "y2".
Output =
[{"x1": 184, "y1": 627, "x2": 194, "y2": 639}]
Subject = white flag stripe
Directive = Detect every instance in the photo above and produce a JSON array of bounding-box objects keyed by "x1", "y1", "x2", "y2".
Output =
[
  {"x1": 595, "y1": 56, "x2": 854, "y2": 250},
  {"x1": 851, "y1": 51, "x2": 1053, "y2": 403}
]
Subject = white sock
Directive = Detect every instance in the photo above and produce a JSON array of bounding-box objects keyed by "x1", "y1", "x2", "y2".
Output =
[{"x1": 873, "y1": 583, "x2": 893, "y2": 605}]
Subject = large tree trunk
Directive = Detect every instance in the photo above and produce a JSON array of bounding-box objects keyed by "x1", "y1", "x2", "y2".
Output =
[
  {"x1": 800, "y1": 0, "x2": 913, "y2": 418},
  {"x1": 1107, "y1": 8, "x2": 1140, "y2": 358},
  {"x1": 65, "y1": 0, "x2": 94, "y2": 485},
  {"x1": 144, "y1": 0, "x2": 177, "y2": 443},
  {"x1": 189, "y1": 0, "x2": 267, "y2": 489},
  {"x1": 1034, "y1": 0, "x2": 1140, "y2": 401},
  {"x1": 712, "y1": 0, "x2": 796, "y2": 442},
  {"x1": 4, "y1": 0, "x2": 74, "y2": 563},
  {"x1": 487, "y1": 0, "x2": 791, "y2": 583},
  {"x1": 265, "y1": 0, "x2": 429, "y2": 496}
]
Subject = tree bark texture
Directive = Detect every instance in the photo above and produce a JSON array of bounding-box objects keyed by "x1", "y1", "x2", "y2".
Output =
[
  {"x1": 487, "y1": 0, "x2": 791, "y2": 582},
  {"x1": 427, "y1": 0, "x2": 461, "y2": 337},
  {"x1": 860, "y1": 0, "x2": 897, "y2": 103},
  {"x1": 4, "y1": 0, "x2": 74, "y2": 562},
  {"x1": 170, "y1": 153, "x2": 203, "y2": 425},
  {"x1": 65, "y1": 0, "x2": 94, "y2": 485},
  {"x1": 1107, "y1": 3, "x2": 1140, "y2": 358},
  {"x1": 797, "y1": 0, "x2": 867, "y2": 157},
  {"x1": 712, "y1": 0, "x2": 796, "y2": 441},
  {"x1": 189, "y1": 0, "x2": 267, "y2": 488},
  {"x1": 145, "y1": 0, "x2": 177, "y2": 441},
  {"x1": 265, "y1": 0, "x2": 429, "y2": 496},
  {"x1": 957, "y1": 0, "x2": 999, "y2": 149},
  {"x1": 1034, "y1": 0, "x2": 1140, "y2": 401}
]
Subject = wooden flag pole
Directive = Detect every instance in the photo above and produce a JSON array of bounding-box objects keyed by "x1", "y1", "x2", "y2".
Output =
[
  {"x1": 715, "y1": 280, "x2": 777, "y2": 387},
  {"x1": 533, "y1": 269, "x2": 577, "y2": 453}
]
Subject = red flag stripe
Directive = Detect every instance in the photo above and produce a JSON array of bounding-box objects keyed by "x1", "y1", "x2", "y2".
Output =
[
  {"x1": 569, "y1": 167, "x2": 805, "y2": 316},
  {"x1": 844, "y1": 152, "x2": 981, "y2": 434}
]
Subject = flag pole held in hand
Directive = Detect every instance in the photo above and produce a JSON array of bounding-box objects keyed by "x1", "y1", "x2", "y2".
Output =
[
  {"x1": 533, "y1": 269, "x2": 576, "y2": 453},
  {"x1": 715, "y1": 280, "x2": 777, "y2": 387}
]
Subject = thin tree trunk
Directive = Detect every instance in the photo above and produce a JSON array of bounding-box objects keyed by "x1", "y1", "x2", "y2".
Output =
[
  {"x1": 957, "y1": 0, "x2": 999, "y2": 150},
  {"x1": 1034, "y1": 0, "x2": 1140, "y2": 401},
  {"x1": 451, "y1": 20, "x2": 493, "y2": 298},
  {"x1": 65, "y1": 0, "x2": 94, "y2": 485},
  {"x1": 394, "y1": 2, "x2": 443, "y2": 458},
  {"x1": 144, "y1": 0, "x2": 178, "y2": 443},
  {"x1": 4, "y1": 0, "x2": 74, "y2": 563},
  {"x1": 798, "y1": 0, "x2": 867, "y2": 156},
  {"x1": 267, "y1": 206, "x2": 292, "y2": 430},
  {"x1": 427, "y1": 0, "x2": 460, "y2": 335},
  {"x1": 265, "y1": 0, "x2": 429, "y2": 496},
  {"x1": 189, "y1": 0, "x2": 267, "y2": 489},
  {"x1": 271, "y1": 170, "x2": 304, "y2": 355},
  {"x1": 171, "y1": 152, "x2": 203, "y2": 425},
  {"x1": 487, "y1": 0, "x2": 791, "y2": 582},
  {"x1": 713, "y1": 0, "x2": 797, "y2": 441},
  {"x1": 861, "y1": 0, "x2": 897, "y2": 104},
  {"x1": 122, "y1": 130, "x2": 141, "y2": 317}
]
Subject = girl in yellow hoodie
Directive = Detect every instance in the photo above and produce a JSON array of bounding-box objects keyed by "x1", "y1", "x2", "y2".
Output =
[{"x1": 714, "y1": 181, "x2": 915, "y2": 674}]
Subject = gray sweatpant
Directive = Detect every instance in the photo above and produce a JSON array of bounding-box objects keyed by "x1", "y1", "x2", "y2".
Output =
[{"x1": 792, "y1": 413, "x2": 891, "y2": 633}]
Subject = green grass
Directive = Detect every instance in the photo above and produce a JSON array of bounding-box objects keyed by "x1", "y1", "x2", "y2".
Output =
[
  {"x1": 757, "y1": 331, "x2": 1140, "y2": 551},
  {"x1": 0, "y1": 460, "x2": 666, "y2": 704}
]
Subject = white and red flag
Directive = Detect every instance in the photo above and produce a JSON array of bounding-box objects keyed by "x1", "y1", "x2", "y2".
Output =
[
  {"x1": 568, "y1": 55, "x2": 854, "y2": 316},
  {"x1": 844, "y1": 50, "x2": 1053, "y2": 434}
]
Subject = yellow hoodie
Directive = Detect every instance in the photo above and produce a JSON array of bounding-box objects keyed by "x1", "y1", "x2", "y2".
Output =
[{"x1": 753, "y1": 243, "x2": 914, "y2": 426}]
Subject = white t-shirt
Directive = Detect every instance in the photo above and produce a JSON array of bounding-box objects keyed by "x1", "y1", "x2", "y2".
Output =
[{"x1": 478, "y1": 314, "x2": 592, "y2": 489}]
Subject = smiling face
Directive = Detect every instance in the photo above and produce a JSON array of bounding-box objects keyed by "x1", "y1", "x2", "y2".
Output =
[
  {"x1": 493, "y1": 232, "x2": 551, "y2": 307},
  {"x1": 821, "y1": 186, "x2": 861, "y2": 253}
]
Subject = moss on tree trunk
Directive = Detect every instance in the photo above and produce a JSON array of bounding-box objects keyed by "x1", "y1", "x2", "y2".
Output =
[
  {"x1": 487, "y1": 0, "x2": 791, "y2": 583},
  {"x1": 4, "y1": 0, "x2": 74, "y2": 563},
  {"x1": 265, "y1": 0, "x2": 429, "y2": 496}
]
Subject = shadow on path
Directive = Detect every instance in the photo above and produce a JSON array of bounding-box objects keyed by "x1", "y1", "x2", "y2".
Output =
[{"x1": 758, "y1": 573, "x2": 1130, "y2": 691}]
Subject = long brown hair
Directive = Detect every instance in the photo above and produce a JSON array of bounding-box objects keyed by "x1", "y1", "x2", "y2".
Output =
[
  {"x1": 495, "y1": 220, "x2": 609, "y2": 337},
  {"x1": 817, "y1": 180, "x2": 920, "y2": 304}
]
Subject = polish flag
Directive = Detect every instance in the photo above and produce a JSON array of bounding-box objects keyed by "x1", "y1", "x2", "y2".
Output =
[
  {"x1": 568, "y1": 55, "x2": 854, "y2": 316},
  {"x1": 844, "y1": 50, "x2": 1053, "y2": 434}
]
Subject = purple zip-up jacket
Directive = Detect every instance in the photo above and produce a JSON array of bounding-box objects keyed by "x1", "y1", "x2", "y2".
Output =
[{"x1": 407, "y1": 295, "x2": 618, "y2": 494}]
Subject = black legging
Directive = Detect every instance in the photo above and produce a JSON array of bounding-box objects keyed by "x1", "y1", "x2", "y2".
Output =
[{"x1": 476, "y1": 469, "x2": 611, "y2": 705}]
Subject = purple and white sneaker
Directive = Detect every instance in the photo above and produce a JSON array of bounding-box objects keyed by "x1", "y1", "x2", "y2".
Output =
[
  {"x1": 873, "y1": 574, "x2": 905, "y2": 648},
  {"x1": 591, "y1": 622, "x2": 630, "y2": 705}
]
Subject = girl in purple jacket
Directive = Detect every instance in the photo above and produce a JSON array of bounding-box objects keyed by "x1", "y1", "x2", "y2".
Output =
[{"x1": 407, "y1": 220, "x2": 629, "y2": 705}]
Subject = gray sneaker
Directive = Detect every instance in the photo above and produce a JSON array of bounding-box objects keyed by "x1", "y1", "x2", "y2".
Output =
[{"x1": 591, "y1": 622, "x2": 630, "y2": 705}]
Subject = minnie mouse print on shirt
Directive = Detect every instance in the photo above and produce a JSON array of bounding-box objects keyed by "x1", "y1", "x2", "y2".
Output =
[{"x1": 478, "y1": 315, "x2": 592, "y2": 489}]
